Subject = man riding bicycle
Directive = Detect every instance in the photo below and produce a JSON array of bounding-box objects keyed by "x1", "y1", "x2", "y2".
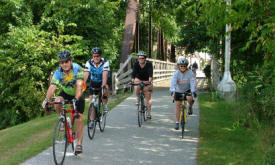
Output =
[
  {"x1": 42, "y1": 50, "x2": 85, "y2": 154},
  {"x1": 84, "y1": 47, "x2": 110, "y2": 128},
  {"x1": 131, "y1": 51, "x2": 153, "y2": 120},
  {"x1": 170, "y1": 57, "x2": 197, "y2": 130}
]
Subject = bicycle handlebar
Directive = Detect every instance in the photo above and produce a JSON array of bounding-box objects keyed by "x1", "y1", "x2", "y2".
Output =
[
  {"x1": 129, "y1": 82, "x2": 152, "y2": 86},
  {"x1": 44, "y1": 99, "x2": 78, "y2": 115},
  {"x1": 47, "y1": 99, "x2": 76, "y2": 105}
]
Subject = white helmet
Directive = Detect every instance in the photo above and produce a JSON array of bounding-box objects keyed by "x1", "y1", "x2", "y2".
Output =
[{"x1": 177, "y1": 57, "x2": 189, "y2": 65}]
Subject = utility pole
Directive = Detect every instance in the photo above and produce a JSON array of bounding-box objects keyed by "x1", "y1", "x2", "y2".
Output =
[{"x1": 217, "y1": 0, "x2": 236, "y2": 100}]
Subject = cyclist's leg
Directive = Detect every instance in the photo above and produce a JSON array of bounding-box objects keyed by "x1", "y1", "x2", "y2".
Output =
[
  {"x1": 75, "y1": 94, "x2": 85, "y2": 151},
  {"x1": 186, "y1": 95, "x2": 193, "y2": 107},
  {"x1": 143, "y1": 86, "x2": 152, "y2": 118},
  {"x1": 175, "y1": 100, "x2": 181, "y2": 122},
  {"x1": 102, "y1": 85, "x2": 109, "y2": 111},
  {"x1": 54, "y1": 91, "x2": 67, "y2": 114},
  {"x1": 134, "y1": 78, "x2": 141, "y2": 104},
  {"x1": 174, "y1": 92, "x2": 183, "y2": 129},
  {"x1": 88, "y1": 94, "x2": 95, "y2": 121},
  {"x1": 186, "y1": 94, "x2": 193, "y2": 114},
  {"x1": 89, "y1": 82, "x2": 100, "y2": 120}
]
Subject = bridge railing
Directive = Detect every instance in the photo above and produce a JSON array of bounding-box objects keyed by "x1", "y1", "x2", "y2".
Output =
[{"x1": 112, "y1": 55, "x2": 177, "y2": 95}]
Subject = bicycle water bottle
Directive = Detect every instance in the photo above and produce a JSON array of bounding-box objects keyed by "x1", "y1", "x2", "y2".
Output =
[{"x1": 67, "y1": 117, "x2": 72, "y2": 128}]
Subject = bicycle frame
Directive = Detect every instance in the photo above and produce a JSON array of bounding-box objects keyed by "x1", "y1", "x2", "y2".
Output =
[
  {"x1": 47, "y1": 100, "x2": 78, "y2": 143},
  {"x1": 89, "y1": 87, "x2": 103, "y2": 120}
]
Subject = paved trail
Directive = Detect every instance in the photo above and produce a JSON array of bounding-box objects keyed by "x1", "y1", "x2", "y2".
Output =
[{"x1": 22, "y1": 77, "x2": 207, "y2": 165}]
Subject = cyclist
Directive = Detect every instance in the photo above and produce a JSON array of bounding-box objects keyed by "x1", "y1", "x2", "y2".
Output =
[
  {"x1": 84, "y1": 47, "x2": 110, "y2": 128},
  {"x1": 192, "y1": 61, "x2": 198, "y2": 78},
  {"x1": 131, "y1": 51, "x2": 153, "y2": 119},
  {"x1": 170, "y1": 57, "x2": 197, "y2": 130},
  {"x1": 42, "y1": 50, "x2": 85, "y2": 154}
]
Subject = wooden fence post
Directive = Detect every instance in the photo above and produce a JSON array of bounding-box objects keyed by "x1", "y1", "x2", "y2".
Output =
[{"x1": 112, "y1": 72, "x2": 118, "y2": 95}]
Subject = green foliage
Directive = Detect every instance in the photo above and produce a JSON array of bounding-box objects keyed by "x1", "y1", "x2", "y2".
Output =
[
  {"x1": 0, "y1": 26, "x2": 87, "y2": 129},
  {"x1": 0, "y1": 0, "x2": 33, "y2": 34},
  {"x1": 0, "y1": 0, "x2": 127, "y2": 128},
  {"x1": 238, "y1": 59, "x2": 275, "y2": 122}
]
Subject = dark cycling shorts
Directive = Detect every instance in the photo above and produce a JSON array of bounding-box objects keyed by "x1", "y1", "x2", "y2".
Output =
[
  {"x1": 88, "y1": 80, "x2": 110, "y2": 95},
  {"x1": 88, "y1": 82, "x2": 102, "y2": 95},
  {"x1": 58, "y1": 90, "x2": 85, "y2": 114},
  {"x1": 174, "y1": 90, "x2": 192, "y2": 101}
]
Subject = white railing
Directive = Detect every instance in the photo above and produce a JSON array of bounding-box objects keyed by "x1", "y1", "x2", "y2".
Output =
[{"x1": 112, "y1": 55, "x2": 177, "y2": 94}]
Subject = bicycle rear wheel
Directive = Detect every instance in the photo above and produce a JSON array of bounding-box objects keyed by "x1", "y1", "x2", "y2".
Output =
[
  {"x1": 98, "y1": 101, "x2": 107, "y2": 132},
  {"x1": 53, "y1": 117, "x2": 67, "y2": 165},
  {"x1": 87, "y1": 104, "x2": 96, "y2": 140}
]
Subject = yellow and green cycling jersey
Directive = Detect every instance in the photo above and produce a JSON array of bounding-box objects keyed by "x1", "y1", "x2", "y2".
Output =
[{"x1": 51, "y1": 63, "x2": 84, "y2": 96}]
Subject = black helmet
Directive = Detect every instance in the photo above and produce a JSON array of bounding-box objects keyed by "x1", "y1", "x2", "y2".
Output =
[
  {"x1": 177, "y1": 57, "x2": 189, "y2": 65},
  {"x1": 137, "y1": 51, "x2": 147, "y2": 57},
  {"x1": 91, "y1": 47, "x2": 102, "y2": 55},
  {"x1": 58, "y1": 50, "x2": 72, "y2": 62}
]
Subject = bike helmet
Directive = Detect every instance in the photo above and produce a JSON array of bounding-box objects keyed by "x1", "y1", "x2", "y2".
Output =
[
  {"x1": 58, "y1": 50, "x2": 72, "y2": 62},
  {"x1": 137, "y1": 51, "x2": 147, "y2": 57},
  {"x1": 177, "y1": 57, "x2": 189, "y2": 65},
  {"x1": 91, "y1": 47, "x2": 102, "y2": 55}
]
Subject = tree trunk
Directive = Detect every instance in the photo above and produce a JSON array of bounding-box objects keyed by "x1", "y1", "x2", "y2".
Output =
[
  {"x1": 148, "y1": 0, "x2": 152, "y2": 58},
  {"x1": 135, "y1": 9, "x2": 139, "y2": 53},
  {"x1": 171, "y1": 44, "x2": 175, "y2": 63},
  {"x1": 120, "y1": 0, "x2": 139, "y2": 65}
]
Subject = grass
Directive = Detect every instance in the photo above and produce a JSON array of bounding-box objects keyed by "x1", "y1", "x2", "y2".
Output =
[
  {"x1": 0, "y1": 91, "x2": 131, "y2": 165},
  {"x1": 198, "y1": 94, "x2": 275, "y2": 165}
]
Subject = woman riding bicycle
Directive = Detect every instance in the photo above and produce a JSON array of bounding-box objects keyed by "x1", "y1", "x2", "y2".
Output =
[
  {"x1": 131, "y1": 51, "x2": 153, "y2": 120},
  {"x1": 170, "y1": 57, "x2": 197, "y2": 130}
]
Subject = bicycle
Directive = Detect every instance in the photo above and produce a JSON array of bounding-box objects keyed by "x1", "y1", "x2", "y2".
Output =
[
  {"x1": 130, "y1": 82, "x2": 151, "y2": 127},
  {"x1": 45, "y1": 99, "x2": 79, "y2": 165},
  {"x1": 173, "y1": 92, "x2": 193, "y2": 139},
  {"x1": 87, "y1": 87, "x2": 107, "y2": 140}
]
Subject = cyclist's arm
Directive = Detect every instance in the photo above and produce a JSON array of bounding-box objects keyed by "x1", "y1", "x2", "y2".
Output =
[
  {"x1": 170, "y1": 71, "x2": 178, "y2": 93},
  {"x1": 148, "y1": 62, "x2": 153, "y2": 83},
  {"x1": 102, "y1": 70, "x2": 108, "y2": 87},
  {"x1": 190, "y1": 74, "x2": 196, "y2": 93},
  {"x1": 84, "y1": 60, "x2": 90, "y2": 83},
  {"x1": 84, "y1": 71, "x2": 89, "y2": 83},
  {"x1": 46, "y1": 84, "x2": 57, "y2": 100},
  {"x1": 75, "y1": 79, "x2": 83, "y2": 100},
  {"x1": 149, "y1": 77, "x2": 153, "y2": 83},
  {"x1": 131, "y1": 62, "x2": 138, "y2": 82},
  {"x1": 102, "y1": 60, "x2": 110, "y2": 87}
]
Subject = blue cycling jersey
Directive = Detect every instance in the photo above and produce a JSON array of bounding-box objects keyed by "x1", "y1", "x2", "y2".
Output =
[{"x1": 84, "y1": 58, "x2": 110, "y2": 83}]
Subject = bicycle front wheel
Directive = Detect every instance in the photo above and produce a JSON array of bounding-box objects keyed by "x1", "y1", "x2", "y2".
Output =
[
  {"x1": 98, "y1": 102, "x2": 107, "y2": 132},
  {"x1": 137, "y1": 99, "x2": 143, "y2": 127},
  {"x1": 181, "y1": 108, "x2": 186, "y2": 139},
  {"x1": 143, "y1": 106, "x2": 148, "y2": 121},
  {"x1": 53, "y1": 117, "x2": 67, "y2": 165},
  {"x1": 87, "y1": 104, "x2": 96, "y2": 140}
]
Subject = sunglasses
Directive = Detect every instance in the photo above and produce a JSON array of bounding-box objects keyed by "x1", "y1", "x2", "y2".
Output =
[
  {"x1": 179, "y1": 65, "x2": 187, "y2": 68},
  {"x1": 93, "y1": 55, "x2": 101, "y2": 58},
  {"x1": 60, "y1": 60, "x2": 70, "y2": 64},
  {"x1": 139, "y1": 58, "x2": 145, "y2": 60}
]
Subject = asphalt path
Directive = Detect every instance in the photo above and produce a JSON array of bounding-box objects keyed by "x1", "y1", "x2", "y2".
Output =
[{"x1": 21, "y1": 86, "x2": 200, "y2": 165}]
